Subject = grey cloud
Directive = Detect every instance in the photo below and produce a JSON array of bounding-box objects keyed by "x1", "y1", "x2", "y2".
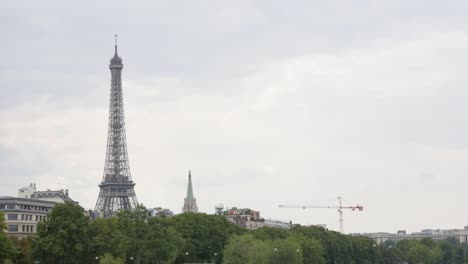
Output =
[{"x1": 2, "y1": 1, "x2": 468, "y2": 233}]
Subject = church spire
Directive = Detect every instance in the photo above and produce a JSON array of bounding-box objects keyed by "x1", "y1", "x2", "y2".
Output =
[
  {"x1": 186, "y1": 170, "x2": 194, "y2": 200},
  {"x1": 182, "y1": 170, "x2": 198, "y2": 213}
]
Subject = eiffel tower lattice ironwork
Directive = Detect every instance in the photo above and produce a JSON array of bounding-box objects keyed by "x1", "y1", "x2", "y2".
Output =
[{"x1": 95, "y1": 36, "x2": 138, "y2": 217}]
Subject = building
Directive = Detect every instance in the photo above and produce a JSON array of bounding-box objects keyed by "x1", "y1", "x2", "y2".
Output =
[
  {"x1": 182, "y1": 171, "x2": 198, "y2": 213},
  {"x1": 95, "y1": 37, "x2": 139, "y2": 217},
  {"x1": 0, "y1": 196, "x2": 56, "y2": 239},
  {"x1": 1, "y1": 184, "x2": 78, "y2": 238},
  {"x1": 149, "y1": 207, "x2": 174, "y2": 217},
  {"x1": 18, "y1": 183, "x2": 77, "y2": 204},
  {"x1": 222, "y1": 207, "x2": 291, "y2": 230},
  {"x1": 263, "y1": 219, "x2": 291, "y2": 229},
  {"x1": 223, "y1": 207, "x2": 262, "y2": 229},
  {"x1": 357, "y1": 227, "x2": 468, "y2": 245}
]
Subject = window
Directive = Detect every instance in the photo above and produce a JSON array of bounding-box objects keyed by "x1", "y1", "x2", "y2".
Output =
[
  {"x1": 35, "y1": 215, "x2": 38, "y2": 221},
  {"x1": 7, "y1": 214, "x2": 18, "y2": 220},
  {"x1": 0, "y1": 204, "x2": 5, "y2": 209},
  {"x1": 22, "y1": 225, "x2": 25, "y2": 232},
  {"x1": 8, "y1": 225, "x2": 18, "y2": 232},
  {"x1": 31, "y1": 225, "x2": 34, "y2": 233}
]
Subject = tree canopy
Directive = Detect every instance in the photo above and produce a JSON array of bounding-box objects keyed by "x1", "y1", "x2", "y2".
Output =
[{"x1": 1, "y1": 203, "x2": 467, "y2": 264}]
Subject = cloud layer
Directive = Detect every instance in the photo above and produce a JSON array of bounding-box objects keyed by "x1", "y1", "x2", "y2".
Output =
[{"x1": 1, "y1": 1, "x2": 468, "y2": 233}]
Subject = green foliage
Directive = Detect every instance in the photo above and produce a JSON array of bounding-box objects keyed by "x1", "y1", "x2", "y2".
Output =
[
  {"x1": 90, "y1": 216, "x2": 119, "y2": 257},
  {"x1": 30, "y1": 202, "x2": 96, "y2": 264},
  {"x1": 113, "y1": 205, "x2": 150, "y2": 263},
  {"x1": 170, "y1": 213, "x2": 245, "y2": 263},
  {"x1": 252, "y1": 226, "x2": 290, "y2": 240},
  {"x1": 269, "y1": 238, "x2": 302, "y2": 264},
  {"x1": 99, "y1": 205, "x2": 185, "y2": 264},
  {"x1": 223, "y1": 234, "x2": 302, "y2": 264},
  {"x1": 16, "y1": 205, "x2": 468, "y2": 264},
  {"x1": 99, "y1": 253, "x2": 124, "y2": 264},
  {"x1": 0, "y1": 212, "x2": 17, "y2": 263},
  {"x1": 9, "y1": 237, "x2": 33, "y2": 264},
  {"x1": 291, "y1": 234, "x2": 326, "y2": 264},
  {"x1": 223, "y1": 234, "x2": 260, "y2": 264},
  {"x1": 141, "y1": 217, "x2": 184, "y2": 263}
]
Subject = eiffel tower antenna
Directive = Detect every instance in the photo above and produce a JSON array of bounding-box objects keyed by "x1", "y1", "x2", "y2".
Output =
[{"x1": 94, "y1": 37, "x2": 138, "y2": 217}]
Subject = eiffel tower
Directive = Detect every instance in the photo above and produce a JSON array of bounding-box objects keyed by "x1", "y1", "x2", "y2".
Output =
[{"x1": 95, "y1": 36, "x2": 138, "y2": 217}]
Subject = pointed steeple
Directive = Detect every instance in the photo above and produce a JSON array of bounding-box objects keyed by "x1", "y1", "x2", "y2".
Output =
[
  {"x1": 186, "y1": 170, "x2": 194, "y2": 200},
  {"x1": 182, "y1": 170, "x2": 198, "y2": 213}
]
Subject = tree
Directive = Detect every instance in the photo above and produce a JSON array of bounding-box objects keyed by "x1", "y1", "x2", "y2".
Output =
[
  {"x1": 438, "y1": 239, "x2": 456, "y2": 264},
  {"x1": 99, "y1": 253, "x2": 124, "y2": 264},
  {"x1": 269, "y1": 238, "x2": 302, "y2": 264},
  {"x1": 0, "y1": 212, "x2": 16, "y2": 263},
  {"x1": 223, "y1": 233, "x2": 303, "y2": 264},
  {"x1": 31, "y1": 202, "x2": 95, "y2": 264},
  {"x1": 252, "y1": 227, "x2": 290, "y2": 241},
  {"x1": 90, "y1": 217, "x2": 119, "y2": 258},
  {"x1": 170, "y1": 213, "x2": 244, "y2": 263},
  {"x1": 113, "y1": 205, "x2": 151, "y2": 264},
  {"x1": 292, "y1": 234, "x2": 325, "y2": 264},
  {"x1": 223, "y1": 234, "x2": 259, "y2": 264},
  {"x1": 142, "y1": 217, "x2": 184, "y2": 264},
  {"x1": 9, "y1": 237, "x2": 32, "y2": 264},
  {"x1": 108, "y1": 206, "x2": 185, "y2": 264}
]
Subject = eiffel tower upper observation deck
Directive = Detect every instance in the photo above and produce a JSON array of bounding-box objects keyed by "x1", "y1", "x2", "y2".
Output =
[{"x1": 95, "y1": 36, "x2": 138, "y2": 217}]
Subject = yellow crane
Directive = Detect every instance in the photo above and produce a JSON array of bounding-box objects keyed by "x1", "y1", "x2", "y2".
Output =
[{"x1": 278, "y1": 196, "x2": 363, "y2": 233}]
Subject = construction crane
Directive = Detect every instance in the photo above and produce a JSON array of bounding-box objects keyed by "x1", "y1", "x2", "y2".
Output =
[{"x1": 278, "y1": 197, "x2": 363, "y2": 233}]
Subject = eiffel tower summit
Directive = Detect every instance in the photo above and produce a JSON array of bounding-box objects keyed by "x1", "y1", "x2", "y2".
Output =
[{"x1": 95, "y1": 36, "x2": 138, "y2": 217}]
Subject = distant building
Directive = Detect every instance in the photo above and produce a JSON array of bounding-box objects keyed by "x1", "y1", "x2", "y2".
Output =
[
  {"x1": 0, "y1": 196, "x2": 56, "y2": 239},
  {"x1": 18, "y1": 183, "x2": 77, "y2": 204},
  {"x1": 222, "y1": 207, "x2": 290, "y2": 230},
  {"x1": 149, "y1": 207, "x2": 174, "y2": 217},
  {"x1": 356, "y1": 227, "x2": 468, "y2": 244},
  {"x1": 223, "y1": 207, "x2": 262, "y2": 229},
  {"x1": 182, "y1": 171, "x2": 198, "y2": 213},
  {"x1": 0, "y1": 184, "x2": 78, "y2": 238},
  {"x1": 263, "y1": 219, "x2": 291, "y2": 229}
]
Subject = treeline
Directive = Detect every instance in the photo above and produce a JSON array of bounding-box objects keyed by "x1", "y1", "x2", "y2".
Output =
[{"x1": 1, "y1": 203, "x2": 468, "y2": 264}]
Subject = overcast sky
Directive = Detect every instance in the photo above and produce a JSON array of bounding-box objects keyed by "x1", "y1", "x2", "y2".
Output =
[{"x1": 1, "y1": 1, "x2": 468, "y2": 234}]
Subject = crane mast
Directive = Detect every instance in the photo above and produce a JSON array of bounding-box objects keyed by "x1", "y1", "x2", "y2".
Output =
[{"x1": 278, "y1": 196, "x2": 363, "y2": 233}]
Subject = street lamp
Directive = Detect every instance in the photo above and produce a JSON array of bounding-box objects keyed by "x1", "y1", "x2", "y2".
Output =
[
  {"x1": 95, "y1": 256, "x2": 99, "y2": 263},
  {"x1": 185, "y1": 252, "x2": 189, "y2": 263},
  {"x1": 274, "y1": 248, "x2": 278, "y2": 264},
  {"x1": 296, "y1": 249, "x2": 300, "y2": 264},
  {"x1": 213, "y1": 252, "x2": 218, "y2": 264},
  {"x1": 130, "y1": 256, "x2": 134, "y2": 262}
]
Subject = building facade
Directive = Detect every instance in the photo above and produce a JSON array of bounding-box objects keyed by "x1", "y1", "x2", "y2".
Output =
[
  {"x1": 149, "y1": 207, "x2": 174, "y2": 217},
  {"x1": 222, "y1": 207, "x2": 290, "y2": 230},
  {"x1": 0, "y1": 197, "x2": 56, "y2": 239},
  {"x1": 1, "y1": 184, "x2": 77, "y2": 238},
  {"x1": 18, "y1": 183, "x2": 76, "y2": 204},
  {"x1": 358, "y1": 227, "x2": 468, "y2": 245}
]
